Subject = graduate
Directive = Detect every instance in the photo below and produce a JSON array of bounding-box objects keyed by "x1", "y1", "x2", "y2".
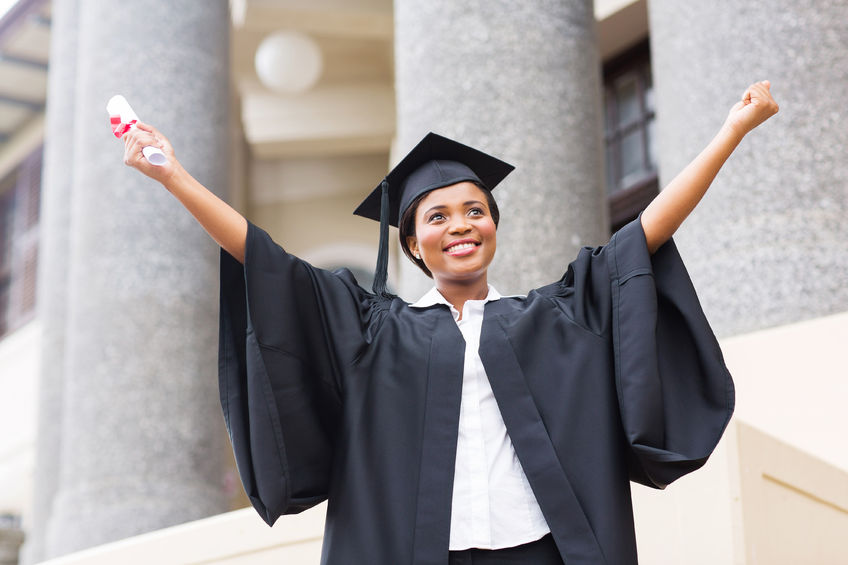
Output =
[{"x1": 123, "y1": 80, "x2": 778, "y2": 565}]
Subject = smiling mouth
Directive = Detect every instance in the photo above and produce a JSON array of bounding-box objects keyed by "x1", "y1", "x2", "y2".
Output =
[{"x1": 444, "y1": 241, "x2": 479, "y2": 254}]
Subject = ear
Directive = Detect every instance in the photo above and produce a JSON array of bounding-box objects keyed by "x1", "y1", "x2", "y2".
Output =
[{"x1": 406, "y1": 235, "x2": 419, "y2": 259}]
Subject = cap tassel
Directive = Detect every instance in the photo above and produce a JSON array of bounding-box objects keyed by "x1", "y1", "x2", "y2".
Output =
[{"x1": 372, "y1": 179, "x2": 391, "y2": 298}]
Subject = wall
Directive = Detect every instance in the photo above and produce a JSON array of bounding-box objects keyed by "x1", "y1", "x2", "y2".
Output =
[
  {"x1": 0, "y1": 322, "x2": 39, "y2": 524},
  {"x1": 722, "y1": 310, "x2": 848, "y2": 473},
  {"x1": 37, "y1": 505, "x2": 325, "y2": 565},
  {"x1": 247, "y1": 151, "x2": 399, "y2": 288},
  {"x1": 633, "y1": 420, "x2": 848, "y2": 564}
]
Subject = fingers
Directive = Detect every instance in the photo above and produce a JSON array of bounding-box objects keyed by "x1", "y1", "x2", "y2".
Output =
[
  {"x1": 728, "y1": 79, "x2": 779, "y2": 135},
  {"x1": 122, "y1": 135, "x2": 146, "y2": 168},
  {"x1": 126, "y1": 122, "x2": 170, "y2": 149},
  {"x1": 123, "y1": 134, "x2": 161, "y2": 173},
  {"x1": 742, "y1": 81, "x2": 764, "y2": 102},
  {"x1": 741, "y1": 80, "x2": 778, "y2": 113},
  {"x1": 751, "y1": 81, "x2": 779, "y2": 114},
  {"x1": 134, "y1": 121, "x2": 159, "y2": 136},
  {"x1": 117, "y1": 122, "x2": 179, "y2": 186},
  {"x1": 123, "y1": 129, "x2": 156, "y2": 162},
  {"x1": 127, "y1": 126, "x2": 159, "y2": 149},
  {"x1": 121, "y1": 122, "x2": 174, "y2": 167},
  {"x1": 751, "y1": 81, "x2": 770, "y2": 96}
]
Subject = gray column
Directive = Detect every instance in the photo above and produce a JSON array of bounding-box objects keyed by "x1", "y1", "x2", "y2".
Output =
[
  {"x1": 0, "y1": 526, "x2": 25, "y2": 565},
  {"x1": 649, "y1": 1, "x2": 848, "y2": 336},
  {"x1": 394, "y1": 0, "x2": 607, "y2": 299},
  {"x1": 20, "y1": 1, "x2": 78, "y2": 563},
  {"x1": 44, "y1": 1, "x2": 231, "y2": 556}
]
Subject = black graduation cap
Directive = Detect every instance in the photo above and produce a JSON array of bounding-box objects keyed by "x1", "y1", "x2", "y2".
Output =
[{"x1": 353, "y1": 132, "x2": 514, "y2": 297}]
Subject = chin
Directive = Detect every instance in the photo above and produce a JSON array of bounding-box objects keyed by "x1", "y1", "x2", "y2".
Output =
[{"x1": 439, "y1": 266, "x2": 488, "y2": 283}]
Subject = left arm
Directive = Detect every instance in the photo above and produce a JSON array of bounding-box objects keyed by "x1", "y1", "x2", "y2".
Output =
[{"x1": 640, "y1": 80, "x2": 779, "y2": 254}]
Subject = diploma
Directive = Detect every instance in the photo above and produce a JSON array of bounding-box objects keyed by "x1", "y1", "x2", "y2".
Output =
[{"x1": 106, "y1": 95, "x2": 167, "y2": 166}]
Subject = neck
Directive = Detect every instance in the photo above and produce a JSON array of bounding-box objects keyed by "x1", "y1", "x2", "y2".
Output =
[{"x1": 435, "y1": 276, "x2": 489, "y2": 317}]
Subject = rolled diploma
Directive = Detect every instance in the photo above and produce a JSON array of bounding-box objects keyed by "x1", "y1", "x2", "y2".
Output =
[{"x1": 106, "y1": 95, "x2": 168, "y2": 166}]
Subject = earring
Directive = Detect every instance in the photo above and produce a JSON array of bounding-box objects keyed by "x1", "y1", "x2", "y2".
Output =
[{"x1": 414, "y1": 251, "x2": 420, "y2": 260}]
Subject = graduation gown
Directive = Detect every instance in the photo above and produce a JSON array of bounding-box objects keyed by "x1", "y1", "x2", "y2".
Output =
[{"x1": 218, "y1": 217, "x2": 734, "y2": 565}]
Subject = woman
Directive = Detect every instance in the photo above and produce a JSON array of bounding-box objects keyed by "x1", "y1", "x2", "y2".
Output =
[{"x1": 124, "y1": 81, "x2": 778, "y2": 565}]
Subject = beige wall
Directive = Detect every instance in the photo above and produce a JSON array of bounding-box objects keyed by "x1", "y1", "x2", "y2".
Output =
[
  {"x1": 631, "y1": 310, "x2": 848, "y2": 564},
  {"x1": 38, "y1": 505, "x2": 326, "y2": 565},
  {"x1": 250, "y1": 191, "x2": 375, "y2": 264},
  {"x1": 595, "y1": 0, "x2": 648, "y2": 60},
  {"x1": 634, "y1": 420, "x2": 848, "y2": 565},
  {"x1": 632, "y1": 430, "x2": 738, "y2": 564},
  {"x1": 0, "y1": 321, "x2": 39, "y2": 524},
  {"x1": 736, "y1": 424, "x2": 848, "y2": 565},
  {"x1": 722, "y1": 310, "x2": 848, "y2": 473},
  {"x1": 247, "y1": 151, "x2": 402, "y2": 288}
]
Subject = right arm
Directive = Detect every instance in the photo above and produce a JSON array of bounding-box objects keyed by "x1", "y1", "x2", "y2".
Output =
[{"x1": 122, "y1": 122, "x2": 248, "y2": 263}]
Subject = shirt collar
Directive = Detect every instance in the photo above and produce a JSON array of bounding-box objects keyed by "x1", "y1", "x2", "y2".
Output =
[{"x1": 410, "y1": 285, "x2": 502, "y2": 308}]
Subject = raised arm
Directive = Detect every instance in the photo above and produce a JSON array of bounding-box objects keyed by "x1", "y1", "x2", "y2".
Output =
[
  {"x1": 640, "y1": 80, "x2": 779, "y2": 254},
  {"x1": 122, "y1": 122, "x2": 248, "y2": 263}
]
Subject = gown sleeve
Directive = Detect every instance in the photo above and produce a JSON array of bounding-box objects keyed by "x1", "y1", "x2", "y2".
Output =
[
  {"x1": 218, "y1": 221, "x2": 376, "y2": 525},
  {"x1": 559, "y1": 217, "x2": 735, "y2": 489}
]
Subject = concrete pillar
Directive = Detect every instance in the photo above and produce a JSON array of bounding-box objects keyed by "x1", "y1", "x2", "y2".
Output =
[
  {"x1": 20, "y1": 1, "x2": 78, "y2": 563},
  {"x1": 394, "y1": 0, "x2": 607, "y2": 299},
  {"x1": 0, "y1": 526, "x2": 25, "y2": 565},
  {"x1": 648, "y1": 1, "x2": 848, "y2": 336},
  {"x1": 44, "y1": 1, "x2": 231, "y2": 556}
]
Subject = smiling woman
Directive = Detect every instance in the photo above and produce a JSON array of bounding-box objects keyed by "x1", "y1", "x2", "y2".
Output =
[
  {"x1": 122, "y1": 80, "x2": 777, "y2": 565},
  {"x1": 403, "y1": 182, "x2": 498, "y2": 312},
  {"x1": 400, "y1": 179, "x2": 500, "y2": 280}
]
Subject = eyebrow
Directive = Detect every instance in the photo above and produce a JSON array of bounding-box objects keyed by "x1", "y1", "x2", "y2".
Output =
[{"x1": 422, "y1": 200, "x2": 486, "y2": 216}]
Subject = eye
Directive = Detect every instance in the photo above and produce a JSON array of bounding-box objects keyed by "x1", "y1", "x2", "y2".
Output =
[
  {"x1": 427, "y1": 212, "x2": 445, "y2": 223},
  {"x1": 467, "y1": 207, "x2": 484, "y2": 216}
]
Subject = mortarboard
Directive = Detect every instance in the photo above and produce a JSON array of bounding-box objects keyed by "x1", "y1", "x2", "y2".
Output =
[{"x1": 353, "y1": 132, "x2": 514, "y2": 297}]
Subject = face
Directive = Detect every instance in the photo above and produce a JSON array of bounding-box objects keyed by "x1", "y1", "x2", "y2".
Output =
[{"x1": 406, "y1": 182, "x2": 497, "y2": 286}]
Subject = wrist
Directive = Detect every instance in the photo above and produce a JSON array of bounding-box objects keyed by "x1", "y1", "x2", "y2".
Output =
[
  {"x1": 718, "y1": 121, "x2": 747, "y2": 145},
  {"x1": 161, "y1": 161, "x2": 188, "y2": 193}
]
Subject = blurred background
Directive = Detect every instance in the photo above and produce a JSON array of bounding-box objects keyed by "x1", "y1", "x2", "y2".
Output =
[{"x1": 0, "y1": 0, "x2": 845, "y2": 563}]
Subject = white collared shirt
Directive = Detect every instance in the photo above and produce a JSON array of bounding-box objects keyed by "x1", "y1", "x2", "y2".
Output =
[{"x1": 410, "y1": 286, "x2": 551, "y2": 550}]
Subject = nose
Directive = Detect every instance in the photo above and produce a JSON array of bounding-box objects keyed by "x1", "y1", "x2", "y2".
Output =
[{"x1": 448, "y1": 217, "x2": 472, "y2": 234}]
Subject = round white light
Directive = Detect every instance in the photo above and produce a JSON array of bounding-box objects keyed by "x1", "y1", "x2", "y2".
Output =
[{"x1": 255, "y1": 31, "x2": 324, "y2": 94}]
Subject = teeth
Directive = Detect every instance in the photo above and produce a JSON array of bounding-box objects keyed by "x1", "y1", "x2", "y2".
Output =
[{"x1": 446, "y1": 242, "x2": 476, "y2": 252}]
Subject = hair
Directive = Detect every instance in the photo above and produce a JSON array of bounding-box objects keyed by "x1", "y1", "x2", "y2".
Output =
[{"x1": 398, "y1": 183, "x2": 500, "y2": 278}]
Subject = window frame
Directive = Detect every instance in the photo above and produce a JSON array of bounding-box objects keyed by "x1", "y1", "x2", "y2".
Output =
[
  {"x1": 602, "y1": 39, "x2": 658, "y2": 232},
  {"x1": 0, "y1": 146, "x2": 42, "y2": 339}
]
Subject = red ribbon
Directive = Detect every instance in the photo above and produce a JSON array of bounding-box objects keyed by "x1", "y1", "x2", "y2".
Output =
[{"x1": 109, "y1": 115, "x2": 136, "y2": 138}]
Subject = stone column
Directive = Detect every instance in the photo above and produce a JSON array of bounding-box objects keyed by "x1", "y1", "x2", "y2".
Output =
[
  {"x1": 394, "y1": 0, "x2": 607, "y2": 299},
  {"x1": 0, "y1": 525, "x2": 25, "y2": 565},
  {"x1": 20, "y1": 1, "x2": 78, "y2": 563},
  {"x1": 44, "y1": 1, "x2": 231, "y2": 556},
  {"x1": 648, "y1": 1, "x2": 848, "y2": 336}
]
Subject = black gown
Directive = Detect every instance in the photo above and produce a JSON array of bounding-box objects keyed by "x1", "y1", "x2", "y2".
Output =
[{"x1": 218, "y1": 217, "x2": 734, "y2": 565}]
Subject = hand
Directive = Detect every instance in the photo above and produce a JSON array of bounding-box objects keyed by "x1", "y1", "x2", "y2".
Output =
[
  {"x1": 122, "y1": 121, "x2": 180, "y2": 185},
  {"x1": 723, "y1": 80, "x2": 779, "y2": 137}
]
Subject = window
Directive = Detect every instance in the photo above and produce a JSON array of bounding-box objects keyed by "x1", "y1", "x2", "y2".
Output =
[
  {"x1": 603, "y1": 40, "x2": 657, "y2": 232},
  {"x1": 0, "y1": 147, "x2": 42, "y2": 338}
]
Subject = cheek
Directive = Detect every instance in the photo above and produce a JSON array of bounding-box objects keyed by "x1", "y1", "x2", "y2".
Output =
[
  {"x1": 416, "y1": 226, "x2": 443, "y2": 254},
  {"x1": 479, "y1": 220, "x2": 497, "y2": 245}
]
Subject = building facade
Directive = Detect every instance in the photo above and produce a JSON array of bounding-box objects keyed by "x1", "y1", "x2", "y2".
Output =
[{"x1": 0, "y1": 0, "x2": 845, "y2": 563}]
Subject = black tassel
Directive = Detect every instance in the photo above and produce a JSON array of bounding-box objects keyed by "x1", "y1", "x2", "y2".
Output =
[{"x1": 372, "y1": 179, "x2": 391, "y2": 298}]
